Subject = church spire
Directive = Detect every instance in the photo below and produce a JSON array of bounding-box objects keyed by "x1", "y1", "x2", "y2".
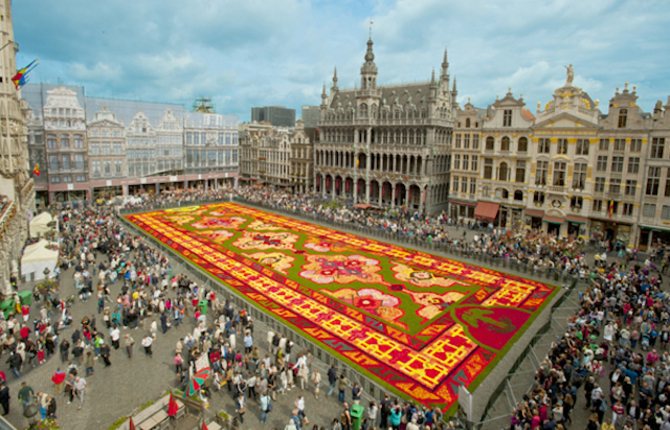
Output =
[
  {"x1": 452, "y1": 76, "x2": 457, "y2": 92},
  {"x1": 441, "y1": 48, "x2": 449, "y2": 71},
  {"x1": 332, "y1": 67, "x2": 338, "y2": 91}
]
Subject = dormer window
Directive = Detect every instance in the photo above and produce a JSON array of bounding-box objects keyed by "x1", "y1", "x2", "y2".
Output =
[{"x1": 618, "y1": 109, "x2": 627, "y2": 128}]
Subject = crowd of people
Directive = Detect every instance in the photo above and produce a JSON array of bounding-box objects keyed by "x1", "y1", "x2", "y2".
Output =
[{"x1": 2, "y1": 184, "x2": 669, "y2": 430}]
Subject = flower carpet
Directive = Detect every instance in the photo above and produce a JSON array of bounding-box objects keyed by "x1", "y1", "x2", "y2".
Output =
[{"x1": 125, "y1": 203, "x2": 557, "y2": 411}]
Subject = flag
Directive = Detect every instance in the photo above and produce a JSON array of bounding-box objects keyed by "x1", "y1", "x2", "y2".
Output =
[
  {"x1": 356, "y1": 158, "x2": 360, "y2": 168},
  {"x1": 12, "y1": 59, "x2": 39, "y2": 90},
  {"x1": 608, "y1": 200, "x2": 614, "y2": 218},
  {"x1": 32, "y1": 163, "x2": 40, "y2": 177},
  {"x1": 167, "y1": 393, "x2": 179, "y2": 417}
]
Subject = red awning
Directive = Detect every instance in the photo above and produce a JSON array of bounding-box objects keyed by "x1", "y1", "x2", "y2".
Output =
[
  {"x1": 449, "y1": 199, "x2": 476, "y2": 208},
  {"x1": 474, "y1": 202, "x2": 500, "y2": 220},
  {"x1": 542, "y1": 215, "x2": 565, "y2": 225},
  {"x1": 525, "y1": 209, "x2": 544, "y2": 218},
  {"x1": 353, "y1": 203, "x2": 374, "y2": 209},
  {"x1": 566, "y1": 214, "x2": 588, "y2": 224}
]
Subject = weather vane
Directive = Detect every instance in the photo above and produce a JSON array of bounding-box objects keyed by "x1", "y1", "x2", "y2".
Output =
[{"x1": 370, "y1": 21, "x2": 373, "y2": 38}]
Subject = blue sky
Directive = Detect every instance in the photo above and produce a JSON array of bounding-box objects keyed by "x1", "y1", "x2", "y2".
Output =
[{"x1": 13, "y1": 0, "x2": 669, "y2": 122}]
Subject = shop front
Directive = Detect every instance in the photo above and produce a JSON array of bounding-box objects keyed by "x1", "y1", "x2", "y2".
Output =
[
  {"x1": 449, "y1": 199, "x2": 476, "y2": 221},
  {"x1": 638, "y1": 225, "x2": 670, "y2": 252},
  {"x1": 474, "y1": 201, "x2": 500, "y2": 227},
  {"x1": 525, "y1": 209, "x2": 543, "y2": 231},
  {"x1": 566, "y1": 214, "x2": 588, "y2": 239},
  {"x1": 589, "y1": 219, "x2": 633, "y2": 248},
  {"x1": 542, "y1": 214, "x2": 564, "y2": 236}
]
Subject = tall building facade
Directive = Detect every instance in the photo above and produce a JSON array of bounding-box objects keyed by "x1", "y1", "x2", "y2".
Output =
[
  {"x1": 290, "y1": 119, "x2": 315, "y2": 193},
  {"x1": 251, "y1": 106, "x2": 296, "y2": 127},
  {"x1": 1, "y1": 0, "x2": 34, "y2": 294},
  {"x1": 87, "y1": 106, "x2": 126, "y2": 197},
  {"x1": 301, "y1": 105, "x2": 320, "y2": 128},
  {"x1": 314, "y1": 39, "x2": 456, "y2": 212},
  {"x1": 22, "y1": 84, "x2": 239, "y2": 203},
  {"x1": 450, "y1": 69, "x2": 670, "y2": 251}
]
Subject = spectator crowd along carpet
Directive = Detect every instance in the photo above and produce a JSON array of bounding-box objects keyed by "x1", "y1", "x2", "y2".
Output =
[{"x1": 126, "y1": 203, "x2": 557, "y2": 411}]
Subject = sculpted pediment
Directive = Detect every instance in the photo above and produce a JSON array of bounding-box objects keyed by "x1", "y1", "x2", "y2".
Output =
[{"x1": 534, "y1": 112, "x2": 599, "y2": 130}]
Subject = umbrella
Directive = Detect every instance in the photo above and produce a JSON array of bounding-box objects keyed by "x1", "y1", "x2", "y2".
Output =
[
  {"x1": 168, "y1": 393, "x2": 179, "y2": 417},
  {"x1": 128, "y1": 417, "x2": 136, "y2": 430},
  {"x1": 202, "y1": 423, "x2": 209, "y2": 430},
  {"x1": 185, "y1": 368, "x2": 210, "y2": 397}
]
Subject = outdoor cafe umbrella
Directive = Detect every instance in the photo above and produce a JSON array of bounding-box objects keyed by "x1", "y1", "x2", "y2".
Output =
[{"x1": 185, "y1": 368, "x2": 210, "y2": 397}]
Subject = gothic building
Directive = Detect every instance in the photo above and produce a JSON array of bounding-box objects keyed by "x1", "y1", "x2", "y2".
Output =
[
  {"x1": 314, "y1": 38, "x2": 457, "y2": 212},
  {"x1": 0, "y1": 0, "x2": 34, "y2": 296}
]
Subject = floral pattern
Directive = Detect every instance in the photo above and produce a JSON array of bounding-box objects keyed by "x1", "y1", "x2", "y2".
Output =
[
  {"x1": 392, "y1": 263, "x2": 459, "y2": 288},
  {"x1": 198, "y1": 229, "x2": 234, "y2": 244},
  {"x1": 404, "y1": 290, "x2": 466, "y2": 321},
  {"x1": 191, "y1": 216, "x2": 246, "y2": 230},
  {"x1": 244, "y1": 252, "x2": 295, "y2": 274},
  {"x1": 247, "y1": 220, "x2": 283, "y2": 231},
  {"x1": 299, "y1": 254, "x2": 385, "y2": 285},
  {"x1": 325, "y1": 288, "x2": 405, "y2": 325},
  {"x1": 304, "y1": 239, "x2": 346, "y2": 253},
  {"x1": 233, "y1": 231, "x2": 299, "y2": 251}
]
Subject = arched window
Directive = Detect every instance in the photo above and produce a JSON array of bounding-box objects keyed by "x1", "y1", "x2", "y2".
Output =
[
  {"x1": 518, "y1": 137, "x2": 528, "y2": 152},
  {"x1": 465, "y1": 118, "x2": 471, "y2": 128},
  {"x1": 486, "y1": 136, "x2": 495, "y2": 150},
  {"x1": 501, "y1": 136, "x2": 510, "y2": 151},
  {"x1": 359, "y1": 104, "x2": 368, "y2": 118},
  {"x1": 514, "y1": 190, "x2": 523, "y2": 201}
]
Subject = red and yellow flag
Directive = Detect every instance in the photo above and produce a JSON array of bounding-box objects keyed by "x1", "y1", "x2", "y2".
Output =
[{"x1": 32, "y1": 163, "x2": 40, "y2": 177}]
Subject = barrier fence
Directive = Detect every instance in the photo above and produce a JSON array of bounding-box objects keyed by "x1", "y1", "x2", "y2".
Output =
[{"x1": 118, "y1": 198, "x2": 581, "y2": 429}]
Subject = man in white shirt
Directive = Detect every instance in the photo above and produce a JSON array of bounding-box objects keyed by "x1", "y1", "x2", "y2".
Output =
[
  {"x1": 110, "y1": 326, "x2": 120, "y2": 350},
  {"x1": 141, "y1": 335, "x2": 153, "y2": 358},
  {"x1": 73, "y1": 377, "x2": 87, "y2": 410}
]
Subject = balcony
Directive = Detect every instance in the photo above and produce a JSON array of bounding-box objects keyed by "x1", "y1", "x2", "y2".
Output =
[{"x1": 548, "y1": 185, "x2": 566, "y2": 193}]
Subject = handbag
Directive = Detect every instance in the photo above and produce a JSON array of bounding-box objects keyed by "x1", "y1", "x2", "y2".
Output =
[
  {"x1": 267, "y1": 402, "x2": 273, "y2": 412},
  {"x1": 238, "y1": 407, "x2": 246, "y2": 414}
]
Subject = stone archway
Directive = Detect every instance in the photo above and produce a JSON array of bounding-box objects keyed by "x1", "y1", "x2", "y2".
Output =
[{"x1": 396, "y1": 183, "x2": 406, "y2": 207}]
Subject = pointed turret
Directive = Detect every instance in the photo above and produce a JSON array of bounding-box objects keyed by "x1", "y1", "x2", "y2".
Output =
[
  {"x1": 452, "y1": 76, "x2": 457, "y2": 93},
  {"x1": 439, "y1": 48, "x2": 450, "y2": 89},
  {"x1": 332, "y1": 67, "x2": 338, "y2": 91},
  {"x1": 321, "y1": 83, "x2": 328, "y2": 107},
  {"x1": 360, "y1": 37, "x2": 378, "y2": 90},
  {"x1": 430, "y1": 69, "x2": 436, "y2": 86}
]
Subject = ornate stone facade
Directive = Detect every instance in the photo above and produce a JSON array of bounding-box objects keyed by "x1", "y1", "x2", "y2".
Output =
[
  {"x1": 314, "y1": 40, "x2": 457, "y2": 212},
  {"x1": 450, "y1": 67, "x2": 670, "y2": 250},
  {"x1": 0, "y1": 0, "x2": 34, "y2": 296}
]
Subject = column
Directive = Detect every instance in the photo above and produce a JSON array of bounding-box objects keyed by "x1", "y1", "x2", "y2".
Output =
[
  {"x1": 184, "y1": 180, "x2": 189, "y2": 189},
  {"x1": 122, "y1": 185, "x2": 129, "y2": 196},
  {"x1": 365, "y1": 180, "x2": 370, "y2": 204},
  {"x1": 391, "y1": 183, "x2": 396, "y2": 209},
  {"x1": 331, "y1": 178, "x2": 335, "y2": 200},
  {"x1": 353, "y1": 179, "x2": 358, "y2": 203},
  {"x1": 419, "y1": 186, "x2": 425, "y2": 214},
  {"x1": 321, "y1": 176, "x2": 326, "y2": 197},
  {"x1": 405, "y1": 185, "x2": 410, "y2": 208},
  {"x1": 378, "y1": 185, "x2": 383, "y2": 207},
  {"x1": 155, "y1": 183, "x2": 160, "y2": 194}
]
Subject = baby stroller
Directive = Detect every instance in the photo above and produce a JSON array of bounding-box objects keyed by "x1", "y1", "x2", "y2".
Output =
[{"x1": 641, "y1": 334, "x2": 650, "y2": 351}]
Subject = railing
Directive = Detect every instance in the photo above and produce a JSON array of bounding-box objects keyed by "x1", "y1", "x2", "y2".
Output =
[{"x1": 548, "y1": 185, "x2": 565, "y2": 193}]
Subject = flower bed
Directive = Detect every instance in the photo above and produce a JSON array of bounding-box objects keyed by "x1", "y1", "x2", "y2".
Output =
[{"x1": 127, "y1": 203, "x2": 558, "y2": 411}]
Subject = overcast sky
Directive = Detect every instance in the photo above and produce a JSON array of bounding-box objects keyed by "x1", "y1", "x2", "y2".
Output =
[{"x1": 13, "y1": 0, "x2": 670, "y2": 121}]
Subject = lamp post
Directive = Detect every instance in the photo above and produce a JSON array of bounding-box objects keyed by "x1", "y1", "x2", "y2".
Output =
[{"x1": 23, "y1": 402, "x2": 39, "y2": 429}]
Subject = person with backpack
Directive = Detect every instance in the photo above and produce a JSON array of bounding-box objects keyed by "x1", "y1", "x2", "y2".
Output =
[
  {"x1": 260, "y1": 390, "x2": 272, "y2": 423},
  {"x1": 327, "y1": 364, "x2": 337, "y2": 397}
]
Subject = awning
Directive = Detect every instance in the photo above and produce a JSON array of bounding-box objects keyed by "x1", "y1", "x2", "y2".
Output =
[
  {"x1": 474, "y1": 202, "x2": 500, "y2": 220},
  {"x1": 639, "y1": 224, "x2": 670, "y2": 233},
  {"x1": 353, "y1": 203, "x2": 374, "y2": 209},
  {"x1": 525, "y1": 209, "x2": 544, "y2": 218},
  {"x1": 542, "y1": 215, "x2": 565, "y2": 225},
  {"x1": 566, "y1": 214, "x2": 588, "y2": 224},
  {"x1": 449, "y1": 199, "x2": 476, "y2": 208}
]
